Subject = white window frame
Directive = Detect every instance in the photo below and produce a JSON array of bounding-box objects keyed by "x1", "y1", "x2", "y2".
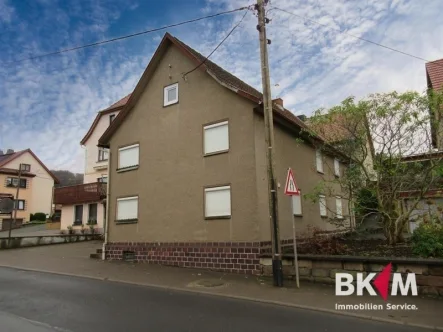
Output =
[
  {"x1": 292, "y1": 191, "x2": 302, "y2": 216},
  {"x1": 203, "y1": 121, "x2": 229, "y2": 155},
  {"x1": 316, "y1": 149, "x2": 324, "y2": 173},
  {"x1": 319, "y1": 195, "x2": 327, "y2": 217},
  {"x1": 116, "y1": 196, "x2": 139, "y2": 222},
  {"x1": 335, "y1": 196, "x2": 343, "y2": 219},
  {"x1": 118, "y1": 144, "x2": 139, "y2": 170},
  {"x1": 164, "y1": 83, "x2": 178, "y2": 106},
  {"x1": 204, "y1": 185, "x2": 231, "y2": 219},
  {"x1": 334, "y1": 158, "x2": 340, "y2": 177}
]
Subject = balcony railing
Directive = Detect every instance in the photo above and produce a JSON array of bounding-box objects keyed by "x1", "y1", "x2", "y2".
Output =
[{"x1": 54, "y1": 182, "x2": 106, "y2": 205}]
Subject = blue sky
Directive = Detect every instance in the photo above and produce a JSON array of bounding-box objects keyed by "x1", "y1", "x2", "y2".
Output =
[{"x1": 0, "y1": 0, "x2": 442, "y2": 172}]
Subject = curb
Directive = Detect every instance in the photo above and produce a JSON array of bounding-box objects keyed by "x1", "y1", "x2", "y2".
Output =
[{"x1": 0, "y1": 264, "x2": 441, "y2": 331}]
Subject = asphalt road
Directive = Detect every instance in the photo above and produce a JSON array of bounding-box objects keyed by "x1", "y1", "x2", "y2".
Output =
[{"x1": 0, "y1": 267, "x2": 427, "y2": 332}]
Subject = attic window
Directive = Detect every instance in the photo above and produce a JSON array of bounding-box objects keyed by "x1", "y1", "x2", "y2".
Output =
[{"x1": 164, "y1": 83, "x2": 178, "y2": 106}]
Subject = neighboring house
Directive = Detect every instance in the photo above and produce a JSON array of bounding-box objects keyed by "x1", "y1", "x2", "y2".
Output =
[
  {"x1": 425, "y1": 58, "x2": 443, "y2": 150},
  {"x1": 0, "y1": 149, "x2": 58, "y2": 230},
  {"x1": 97, "y1": 33, "x2": 350, "y2": 274},
  {"x1": 399, "y1": 151, "x2": 443, "y2": 232},
  {"x1": 54, "y1": 98, "x2": 126, "y2": 232}
]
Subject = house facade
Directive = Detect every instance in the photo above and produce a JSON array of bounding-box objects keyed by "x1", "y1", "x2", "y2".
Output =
[
  {"x1": 54, "y1": 99, "x2": 125, "y2": 232},
  {"x1": 0, "y1": 149, "x2": 58, "y2": 230},
  {"x1": 97, "y1": 33, "x2": 350, "y2": 274}
]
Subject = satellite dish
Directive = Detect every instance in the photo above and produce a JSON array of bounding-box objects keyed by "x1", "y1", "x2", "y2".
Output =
[{"x1": 0, "y1": 198, "x2": 14, "y2": 214}]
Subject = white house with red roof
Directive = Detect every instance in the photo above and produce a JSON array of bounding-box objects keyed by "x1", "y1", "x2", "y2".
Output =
[{"x1": 54, "y1": 97, "x2": 128, "y2": 232}]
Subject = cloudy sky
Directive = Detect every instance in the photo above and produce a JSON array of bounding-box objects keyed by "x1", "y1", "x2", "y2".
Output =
[{"x1": 0, "y1": 0, "x2": 442, "y2": 172}]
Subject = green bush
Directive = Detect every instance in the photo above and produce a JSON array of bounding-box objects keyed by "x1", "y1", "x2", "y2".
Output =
[
  {"x1": 30, "y1": 213, "x2": 34, "y2": 221},
  {"x1": 411, "y1": 222, "x2": 443, "y2": 258},
  {"x1": 33, "y1": 212, "x2": 47, "y2": 222}
]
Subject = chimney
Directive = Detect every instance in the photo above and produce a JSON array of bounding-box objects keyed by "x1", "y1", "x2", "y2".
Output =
[
  {"x1": 273, "y1": 98, "x2": 284, "y2": 108},
  {"x1": 6, "y1": 149, "x2": 14, "y2": 154},
  {"x1": 297, "y1": 115, "x2": 307, "y2": 121}
]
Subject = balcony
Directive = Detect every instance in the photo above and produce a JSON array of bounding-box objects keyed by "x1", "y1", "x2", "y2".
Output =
[{"x1": 54, "y1": 182, "x2": 106, "y2": 205}]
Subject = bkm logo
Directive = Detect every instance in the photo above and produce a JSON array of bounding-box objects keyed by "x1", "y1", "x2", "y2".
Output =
[{"x1": 335, "y1": 263, "x2": 418, "y2": 300}]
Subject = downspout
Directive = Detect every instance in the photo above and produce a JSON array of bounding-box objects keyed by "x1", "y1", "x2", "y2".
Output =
[{"x1": 102, "y1": 150, "x2": 111, "y2": 260}]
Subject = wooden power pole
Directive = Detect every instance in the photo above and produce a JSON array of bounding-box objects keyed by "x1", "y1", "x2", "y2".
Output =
[
  {"x1": 9, "y1": 163, "x2": 23, "y2": 240},
  {"x1": 256, "y1": 0, "x2": 283, "y2": 287}
]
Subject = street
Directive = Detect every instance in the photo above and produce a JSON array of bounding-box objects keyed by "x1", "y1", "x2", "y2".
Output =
[{"x1": 0, "y1": 267, "x2": 427, "y2": 332}]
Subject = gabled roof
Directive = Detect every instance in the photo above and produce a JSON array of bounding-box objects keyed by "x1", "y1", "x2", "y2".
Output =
[
  {"x1": 80, "y1": 94, "x2": 130, "y2": 145},
  {"x1": 98, "y1": 32, "x2": 312, "y2": 147},
  {"x1": 0, "y1": 149, "x2": 59, "y2": 183},
  {"x1": 426, "y1": 59, "x2": 443, "y2": 91}
]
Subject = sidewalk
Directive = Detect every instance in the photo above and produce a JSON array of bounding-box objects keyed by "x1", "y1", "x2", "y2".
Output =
[{"x1": 0, "y1": 241, "x2": 442, "y2": 330}]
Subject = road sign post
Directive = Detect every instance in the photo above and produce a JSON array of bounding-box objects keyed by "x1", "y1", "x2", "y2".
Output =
[{"x1": 284, "y1": 168, "x2": 300, "y2": 288}]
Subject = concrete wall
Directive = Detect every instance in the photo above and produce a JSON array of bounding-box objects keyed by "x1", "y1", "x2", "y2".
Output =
[
  {"x1": 254, "y1": 114, "x2": 350, "y2": 241},
  {"x1": 83, "y1": 110, "x2": 119, "y2": 184},
  {"x1": 0, "y1": 234, "x2": 101, "y2": 249},
  {"x1": 108, "y1": 44, "x2": 259, "y2": 243},
  {"x1": 261, "y1": 255, "x2": 443, "y2": 297},
  {"x1": 0, "y1": 151, "x2": 55, "y2": 220},
  {"x1": 60, "y1": 202, "x2": 104, "y2": 232}
]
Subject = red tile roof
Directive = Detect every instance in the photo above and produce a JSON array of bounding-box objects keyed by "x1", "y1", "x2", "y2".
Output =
[
  {"x1": 102, "y1": 93, "x2": 132, "y2": 111},
  {"x1": 426, "y1": 59, "x2": 443, "y2": 91},
  {"x1": 0, "y1": 149, "x2": 59, "y2": 183}
]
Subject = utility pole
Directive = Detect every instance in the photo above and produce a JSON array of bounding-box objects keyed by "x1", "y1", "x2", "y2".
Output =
[
  {"x1": 9, "y1": 163, "x2": 23, "y2": 240},
  {"x1": 256, "y1": 0, "x2": 283, "y2": 287}
]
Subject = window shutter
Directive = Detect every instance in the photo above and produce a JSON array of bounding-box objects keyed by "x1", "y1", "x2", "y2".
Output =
[
  {"x1": 319, "y1": 195, "x2": 327, "y2": 216},
  {"x1": 334, "y1": 158, "x2": 340, "y2": 177},
  {"x1": 204, "y1": 121, "x2": 229, "y2": 154},
  {"x1": 118, "y1": 145, "x2": 139, "y2": 169},
  {"x1": 117, "y1": 197, "x2": 138, "y2": 220},
  {"x1": 205, "y1": 186, "x2": 231, "y2": 217},
  {"x1": 336, "y1": 197, "x2": 343, "y2": 218},
  {"x1": 316, "y1": 149, "x2": 323, "y2": 173},
  {"x1": 164, "y1": 83, "x2": 178, "y2": 106}
]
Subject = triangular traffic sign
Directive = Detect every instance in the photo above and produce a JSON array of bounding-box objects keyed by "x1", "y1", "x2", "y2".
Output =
[{"x1": 284, "y1": 168, "x2": 300, "y2": 196}]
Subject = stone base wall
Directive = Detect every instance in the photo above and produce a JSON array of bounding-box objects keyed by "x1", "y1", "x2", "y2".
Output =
[
  {"x1": 261, "y1": 256, "x2": 443, "y2": 297},
  {"x1": 105, "y1": 242, "x2": 262, "y2": 275}
]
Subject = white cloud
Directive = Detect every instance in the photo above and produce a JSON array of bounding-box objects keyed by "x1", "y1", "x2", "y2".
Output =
[{"x1": 0, "y1": 0, "x2": 442, "y2": 173}]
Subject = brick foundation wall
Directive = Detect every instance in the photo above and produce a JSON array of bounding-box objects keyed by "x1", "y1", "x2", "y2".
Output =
[{"x1": 105, "y1": 241, "x2": 262, "y2": 275}]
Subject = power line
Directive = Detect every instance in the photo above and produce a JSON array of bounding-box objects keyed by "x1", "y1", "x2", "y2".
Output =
[
  {"x1": 272, "y1": 6, "x2": 443, "y2": 69},
  {"x1": 183, "y1": 9, "x2": 250, "y2": 78},
  {"x1": 5, "y1": 6, "x2": 250, "y2": 65}
]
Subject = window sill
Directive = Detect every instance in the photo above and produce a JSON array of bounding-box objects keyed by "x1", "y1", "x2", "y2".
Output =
[
  {"x1": 116, "y1": 219, "x2": 138, "y2": 224},
  {"x1": 320, "y1": 215, "x2": 328, "y2": 219},
  {"x1": 317, "y1": 170, "x2": 324, "y2": 175},
  {"x1": 163, "y1": 100, "x2": 179, "y2": 108},
  {"x1": 97, "y1": 159, "x2": 108, "y2": 163},
  {"x1": 117, "y1": 165, "x2": 139, "y2": 173},
  {"x1": 293, "y1": 214, "x2": 303, "y2": 217},
  {"x1": 204, "y1": 150, "x2": 229, "y2": 157},
  {"x1": 205, "y1": 215, "x2": 231, "y2": 220}
]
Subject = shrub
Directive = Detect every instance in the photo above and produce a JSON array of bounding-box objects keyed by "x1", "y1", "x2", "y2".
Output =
[
  {"x1": 30, "y1": 213, "x2": 34, "y2": 221},
  {"x1": 67, "y1": 225, "x2": 74, "y2": 235},
  {"x1": 33, "y1": 212, "x2": 46, "y2": 221},
  {"x1": 411, "y1": 222, "x2": 443, "y2": 258}
]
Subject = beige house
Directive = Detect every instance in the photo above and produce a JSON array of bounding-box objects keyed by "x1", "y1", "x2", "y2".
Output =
[
  {"x1": 55, "y1": 99, "x2": 125, "y2": 232},
  {"x1": 98, "y1": 33, "x2": 350, "y2": 274},
  {"x1": 0, "y1": 149, "x2": 58, "y2": 230}
]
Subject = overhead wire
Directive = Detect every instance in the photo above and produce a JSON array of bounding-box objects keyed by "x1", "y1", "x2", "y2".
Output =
[
  {"x1": 182, "y1": 8, "x2": 251, "y2": 78},
  {"x1": 272, "y1": 6, "x2": 443, "y2": 69},
  {"x1": 4, "y1": 6, "x2": 251, "y2": 65}
]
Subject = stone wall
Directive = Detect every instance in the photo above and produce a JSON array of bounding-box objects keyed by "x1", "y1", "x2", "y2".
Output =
[{"x1": 261, "y1": 255, "x2": 443, "y2": 297}]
